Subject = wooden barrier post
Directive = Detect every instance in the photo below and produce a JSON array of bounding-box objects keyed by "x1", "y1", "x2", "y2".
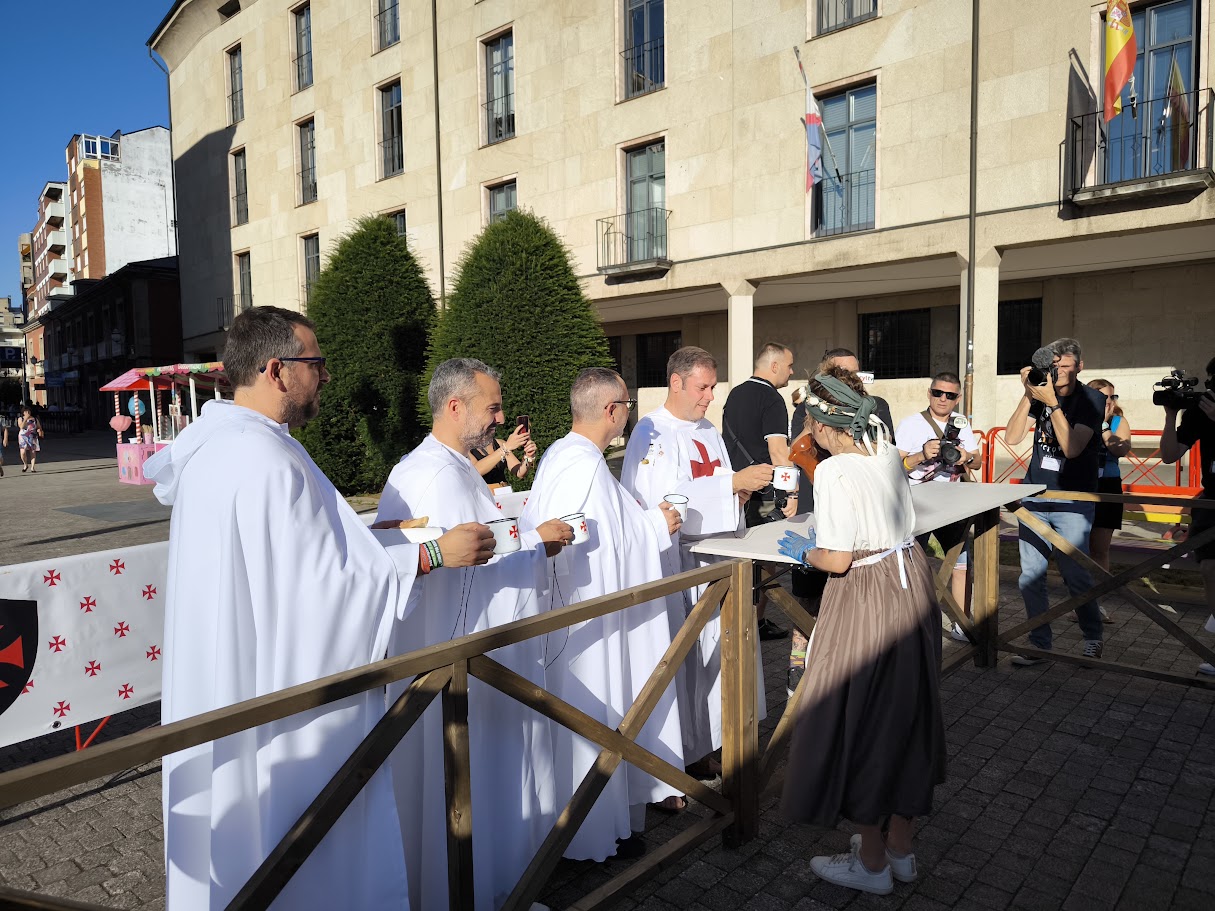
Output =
[
  {"x1": 972, "y1": 506, "x2": 1002, "y2": 667},
  {"x1": 721, "y1": 558, "x2": 759, "y2": 846},
  {"x1": 443, "y1": 659, "x2": 474, "y2": 911}
]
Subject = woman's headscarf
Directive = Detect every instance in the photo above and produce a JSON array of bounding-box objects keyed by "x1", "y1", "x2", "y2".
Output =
[{"x1": 805, "y1": 373, "x2": 889, "y2": 453}]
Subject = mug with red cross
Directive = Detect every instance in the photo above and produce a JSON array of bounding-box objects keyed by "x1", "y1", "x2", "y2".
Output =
[
  {"x1": 488, "y1": 517, "x2": 521, "y2": 554},
  {"x1": 560, "y1": 513, "x2": 590, "y2": 545}
]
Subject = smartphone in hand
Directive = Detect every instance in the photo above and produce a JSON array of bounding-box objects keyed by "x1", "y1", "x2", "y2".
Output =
[{"x1": 516, "y1": 415, "x2": 530, "y2": 434}]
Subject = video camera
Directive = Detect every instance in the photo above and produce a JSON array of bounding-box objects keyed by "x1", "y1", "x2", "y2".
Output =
[
  {"x1": 1026, "y1": 346, "x2": 1057, "y2": 387},
  {"x1": 1153, "y1": 369, "x2": 1213, "y2": 410}
]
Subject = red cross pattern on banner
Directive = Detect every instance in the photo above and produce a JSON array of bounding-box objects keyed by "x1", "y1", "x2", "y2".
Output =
[{"x1": 0, "y1": 543, "x2": 168, "y2": 749}]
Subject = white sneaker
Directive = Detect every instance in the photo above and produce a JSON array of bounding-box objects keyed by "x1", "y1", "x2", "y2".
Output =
[
  {"x1": 1099, "y1": 606, "x2": 1112, "y2": 623},
  {"x1": 1198, "y1": 662, "x2": 1215, "y2": 676},
  {"x1": 950, "y1": 623, "x2": 969, "y2": 643},
  {"x1": 851, "y1": 833, "x2": 917, "y2": 883},
  {"x1": 810, "y1": 846, "x2": 893, "y2": 895}
]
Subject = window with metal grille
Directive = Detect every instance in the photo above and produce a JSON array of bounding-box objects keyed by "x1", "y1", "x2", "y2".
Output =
[
  {"x1": 228, "y1": 46, "x2": 244, "y2": 124},
  {"x1": 636, "y1": 331, "x2": 681, "y2": 387},
  {"x1": 294, "y1": 4, "x2": 313, "y2": 90},
  {"x1": 997, "y1": 298, "x2": 1043, "y2": 375},
  {"x1": 380, "y1": 81, "x2": 403, "y2": 177},
  {"x1": 816, "y1": 0, "x2": 878, "y2": 37},
  {"x1": 390, "y1": 210, "x2": 407, "y2": 236},
  {"x1": 298, "y1": 120, "x2": 317, "y2": 205},
  {"x1": 815, "y1": 83, "x2": 876, "y2": 236},
  {"x1": 231, "y1": 149, "x2": 248, "y2": 226},
  {"x1": 858, "y1": 309, "x2": 930, "y2": 379},
  {"x1": 376, "y1": 0, "x2": 400, "y2": 50},
  {"x1": 484, "y1": 32, "x2": 515, "y2": 144},
  {"x1": 302, "y1": 234, "x2": 321, "y2": 306},
  {"x1": 623, "y1": 0, "x2": 664, "y2": 99}
]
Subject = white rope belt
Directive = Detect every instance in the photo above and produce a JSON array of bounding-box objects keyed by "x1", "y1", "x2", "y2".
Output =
[{"x1": 850, "y1": 538, "x2": 916, "y2": 589}]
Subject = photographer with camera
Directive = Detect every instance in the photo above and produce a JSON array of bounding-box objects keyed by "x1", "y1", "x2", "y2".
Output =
[
  {"x1": 896, "y1": 372, "x2": 982, "y2": 642},
  {"x1": 1159, "y1": 356, "x2": 1215, "y2": 676},
  {"x1": 1004, "y1": 338, "x2": 1107, "y2": 666}
]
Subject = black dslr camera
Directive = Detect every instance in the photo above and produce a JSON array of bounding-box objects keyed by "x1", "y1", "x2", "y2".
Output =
[
  {"x1": 938, "y1": 416, "x2": 968, "y2": 466},
  {"x1": 1027, "y1": 363, "x2": 1057, "y2": 387},
  {"x1": 1153, "y1": 369, "x2": 1211, "y2": 410}
]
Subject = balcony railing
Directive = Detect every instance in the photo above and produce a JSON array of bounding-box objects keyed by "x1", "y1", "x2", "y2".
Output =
[
  {"x1": 816, "y1": 0, "x2": 878, "y2": 36},
  {"x1": 229, "y1": 87, "x2": 244, "y2": 124},
  {"x1": 232, "y1": 191, "x2": 249, "y2": 226},
  {"x1": 376, "y1": 1, "x2": 400, "y2": 50},
  {"x1": 622, "y1": 38, "x2": 665, "y2": 100},
  {"x1": 46, "y1": 231, "x2": 66, "y2": 253},
  {"x1": 380, "y1": 135, "x2": 403, "y2": 178},
  {"x1": 484, "y1": 94, "x2": 516, "y2": 144},
  {"x1": 217, "y1": 294, "x2": 253, "y2": 331},
  {"x1": 1068, "y1": 87, "x2": 1213, "y2": 199},
  {"x1": 814, "y1": 168, "x2": 875, "y2": 237},
  {"x1": 299, "y1": 167, "x2": 318, "y2": 205},
  {"x1": 48, "y1": 259, "x2": 69, "y2": 280},
  {"x1": 596, "y1": 207, "x2": 671, "y2": 273}
]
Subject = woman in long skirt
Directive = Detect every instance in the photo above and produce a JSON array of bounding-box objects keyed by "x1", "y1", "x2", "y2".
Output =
[{"x1": 777, "y1": 369, "x2": 946, "y2": 896}]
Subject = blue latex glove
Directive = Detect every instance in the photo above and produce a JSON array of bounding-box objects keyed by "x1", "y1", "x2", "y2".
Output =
[{"x1": 777, "y1": 529, "x2": 816, "y2": 564}]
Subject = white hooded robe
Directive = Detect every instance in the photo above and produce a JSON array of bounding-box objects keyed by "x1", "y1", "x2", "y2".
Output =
[
  {"x1": 145, "y1": 399, "x2": 413, "y2": 911},
  {"x1": 518, "y1": 431, "x2": 684, "y2": 861}
]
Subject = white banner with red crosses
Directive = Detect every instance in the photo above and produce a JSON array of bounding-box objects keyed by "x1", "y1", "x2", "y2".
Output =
[{"x1": 0, "y1": 543, "x2": 168, "y2": 748}]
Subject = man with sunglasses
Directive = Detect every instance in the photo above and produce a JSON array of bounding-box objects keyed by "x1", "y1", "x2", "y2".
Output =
[
  {"x1": 145, "y1": 307, "x2": 496, "y2": 911},
  {"x1": 896, "y1": 372, "x2": 982, "y2": 643}
]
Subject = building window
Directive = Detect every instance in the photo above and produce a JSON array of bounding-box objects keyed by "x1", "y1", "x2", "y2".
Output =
[
  {"x1": 302, "y1": 234, "x2": 321, "y2": 306},
  {"x1": 816, "y1": 0, "x2": 879, "y2": 36},
  {"x1": 228, "y1": 46, "x2": 245, "y2": 124},
  {"x1": 231, "y1": 149, "x2": 249, "y2": 226},
  {"x1": 625, "y1": 140, "x2": 667, "y2": 262},
  {"x1": 236, "y1": 252, "x2": 253, "y2": 309},
  {"x1": 815, "y1": 82, "x2": 876, "y2": 237},
  {"x1": 636, "y1": 331, "x2": 680, "y2": 386},
  {"x1": 1101, "y1": 0, "x2": 1196, "y2": 184},
  {"x1": 484, "y1": 32, "x2": 515, "y2": 144},
  {"x1": 380, "y1": 81, "x2": 404, "y2": 178},
  {"x1": 858, "y1": 308, "x2": 930, "y2": 379},
  {"x1": 623, "y1": 0, "x2": 664, "y2": 99},
  {"x1": 390, "y1": 210, "x2": 407, "y2": 236},
  {"x1": 488, "y1": 180, "x2": 517, "y2": 223},
  {"x1": 997, "y1": 299, "x2": 1043, "y2": 375},
  {"x1": 376, "y1": 0, "x2": 400, "y2": 51},
  {"x1": 294, "y1": 3, "x2": 314, "y2": 90},
  {"x1": 298, "y1": 119, "x2": 317, "y2": 205}
]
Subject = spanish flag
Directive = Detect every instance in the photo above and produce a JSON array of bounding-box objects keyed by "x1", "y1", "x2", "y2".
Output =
[{"x1": 1104, "y1": 1, "x2": 1136, "y2": 121}]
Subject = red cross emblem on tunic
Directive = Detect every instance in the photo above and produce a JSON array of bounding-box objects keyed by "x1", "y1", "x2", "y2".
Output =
[
  {"x1": 109, "y1": 559, "x2": 125, "y2": 575},
  {"x1": 142, "y1": 585, "x2": 157, "y2": 601},
  {"x1": 118, "y1": 684, "x2": 134, "y2": 700},
  {"x1": 689, "y1": 440, "x2": 721, "y2": 479},
  {"x1": 79, "y1": 597, "x2": 96, "y2": 613},
  {"x1": 43, "y1": 570, "x2": 61, "y2": 587},
  {"x1": 84, "y1": 661, "x2": 101, "y2": 677}
]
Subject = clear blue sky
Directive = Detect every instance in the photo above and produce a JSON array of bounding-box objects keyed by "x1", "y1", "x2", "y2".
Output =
[{"x1": 1, "y1": 1, "x2": 171, "y2": 311}]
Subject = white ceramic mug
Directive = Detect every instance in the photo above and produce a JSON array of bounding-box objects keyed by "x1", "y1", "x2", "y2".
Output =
[
  {"x1": 560, "y1": 513, "x2": 590, "y2": 545},
  {"x1": 772, "y1": 465, "x2": 800, "y2": 492},
  {"x1": 663, "y1": 494, "x2": 689, "y2": 521},
  {"x1": 488, "y1": 517, "x2": 521, "y2": 554}
]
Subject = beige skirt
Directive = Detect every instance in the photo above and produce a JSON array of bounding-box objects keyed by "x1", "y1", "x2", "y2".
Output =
[{"x1": 781, "y1": 542, "x2": 946, "y2": 827}]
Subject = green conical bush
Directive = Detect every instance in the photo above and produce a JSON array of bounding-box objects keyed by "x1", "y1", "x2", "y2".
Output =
[
  {"x1": 297, "y1": 215, "x2": 433, "y2": 494},
  {"x1": 423, "y1": 209, "x2": 612, "y2": 485}
]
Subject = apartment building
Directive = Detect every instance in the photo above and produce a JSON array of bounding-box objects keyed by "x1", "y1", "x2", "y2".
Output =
[
  {"x1": 1, "y1": 302, "x2": 24, "y2": 384},
  {"x1": 27, "y1": 182, "x2": 73, "y2": 322},
  {"x1": 150, "y1": 0, "x2": 1215, "y2": 430},
  {"x1": 17, "y1": 233, "x2": 35, "y2": 316}
]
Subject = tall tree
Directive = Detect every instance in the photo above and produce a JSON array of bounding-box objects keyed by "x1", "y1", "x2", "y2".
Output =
[
  {"x1": 297, "y1": 216, "x2": 433, "y2": 494},
  {"x1": 424, "y1": 209, "x2": 612, "y2": 483}
]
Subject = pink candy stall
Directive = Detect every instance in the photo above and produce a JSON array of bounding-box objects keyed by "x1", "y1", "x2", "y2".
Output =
[{"x1": 100, "y1": 363, "x2": 230, "y2": 485}]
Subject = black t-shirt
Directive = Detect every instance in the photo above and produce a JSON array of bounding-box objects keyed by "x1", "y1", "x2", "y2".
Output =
[
  {"x1": 471, "y1": 442, "x2": 508, "y2": 485},
  {"x1": 722, "y1": 377, "x2": 788, "y2": 469},
  {"x1": 1024, "y1": 384, "x2": 1105, "y2": 492},
  {"x1": 1178, "y1": 404, "x2": 1215, "y2": 494}
]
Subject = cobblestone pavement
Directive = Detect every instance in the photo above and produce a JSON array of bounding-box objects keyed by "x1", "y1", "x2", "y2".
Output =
[{"x1": 2, "y1": 464, "x2": 1213, "y2": 909}]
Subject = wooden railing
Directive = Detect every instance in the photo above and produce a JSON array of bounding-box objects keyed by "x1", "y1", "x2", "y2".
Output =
[{"x1": 1, "y1": 490, "x2": 1212, "y2": 909}]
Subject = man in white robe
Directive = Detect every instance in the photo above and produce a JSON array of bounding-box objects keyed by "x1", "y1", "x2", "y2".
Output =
[
  {"x1": 620, "y1": 346, "x2": 773, "y2": 772},
  {"x1": 518, "y1": 368, "x2": 685, "y2": 862},
  {"x1": 146, "y1": 307, "x2": 495, "y2": 911},
  {"x1": 376, "y1": 357, "x2": 573, "y2": 911}
]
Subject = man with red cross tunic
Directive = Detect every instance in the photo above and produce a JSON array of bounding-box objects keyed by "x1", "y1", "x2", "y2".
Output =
[{"x1": 621, "y1": 346, "x2": 772, "y2": 775}]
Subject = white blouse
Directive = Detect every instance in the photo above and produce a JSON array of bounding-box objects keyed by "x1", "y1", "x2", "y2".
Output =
[{"x1": 813, "y1": 441, "x2": 917, "y2": 553}]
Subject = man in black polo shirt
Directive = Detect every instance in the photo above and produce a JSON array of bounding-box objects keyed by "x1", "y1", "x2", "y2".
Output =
[
  {"x1": 723, "y1": 342, "x2": 795, "y2": 640},
  {"x1": 1004, "y1": 337, "x2": 1106, "y2": 666},
  {"x1": 1161, "y1": 355, "x2": 1215, "y2": 676}
]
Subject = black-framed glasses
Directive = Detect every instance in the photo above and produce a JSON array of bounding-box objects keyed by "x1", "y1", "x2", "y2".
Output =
[
  {"x1": 929, "y1": 389, "x2": 960, "y2": 401},
  {"x1": 260, "y1": 356, "x2": 327, "y2": 373},
  {"x1": 609, "y1": 399, "x2": 637, "y2": 412}
]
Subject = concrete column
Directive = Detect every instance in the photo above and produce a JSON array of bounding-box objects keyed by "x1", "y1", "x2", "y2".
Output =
[
  {"x1": 725, "y1": 280, "x2": 756, "y2": 385},
  {"x1": 961, "y1": 246, "x2": 1002, "y2": 429}
]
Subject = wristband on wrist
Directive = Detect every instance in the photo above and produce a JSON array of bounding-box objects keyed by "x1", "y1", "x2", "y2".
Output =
[
  {"x1": 418, "y1": 544, "x2": 433, "y2": 575},
  {"x1": 424, "y1": 539, "x2": 444, "y2": 569}
]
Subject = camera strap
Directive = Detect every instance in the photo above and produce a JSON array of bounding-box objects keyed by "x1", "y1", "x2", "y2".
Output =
[{"x1": 922, "y1": 410, "x2": 974, "y2": 482}]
